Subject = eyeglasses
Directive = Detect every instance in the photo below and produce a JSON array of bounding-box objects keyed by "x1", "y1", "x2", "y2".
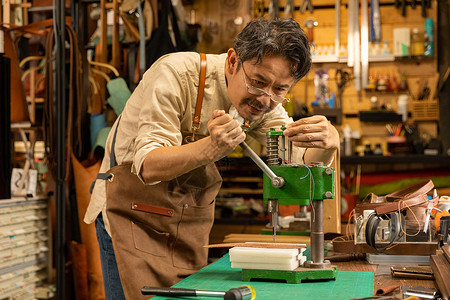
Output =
[{"x1": 241, "y1": 62, "x2": 291, "y2": 104}]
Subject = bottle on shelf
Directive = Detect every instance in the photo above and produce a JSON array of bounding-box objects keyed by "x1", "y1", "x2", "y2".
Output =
[
  {"x1": 391, "y1": 74, "x2": 399, "y2": 92},
  {"x1": 370, "y1": 40, "x2": 381, "y2": 56},
  {"x1": 399, "y1": 73, "x2": 408, "y2": 91},
  {"x1": 373, "y1": 143, "x2": 383, "y2": 156},
  {"x1": 410, "y1": 28, "x2": 424, "y2": 56},
  {"x1": 424, "y1": 18, "x2": 434, "y2": 57},
  {"x1": 316, "y1": 45, "x2": 323, "y2": 56},
  {"x1": 323, "y1": 45, "x2": 329, "y2": 56},
  {"x1": 385, "y1": 74, "x2": 392, "y2": 92},
  {"x1": 364, "y1": 143, "x2": 373, "y2": 156},
  {"x1": 339, "y1": 45, "x2": 347, "y2": 57},
  {"x1": 328, "y1": 45, "x2": 335, "y2": 57},
  {"x1": 370, "y1": 96, "x2": 379, "y2": 110},
  {"x1": 367, "y1": 74, "x2": 377, "y2": 92},
  {"x1": 381, "y1": 41, "x2": 390, "y2": 55},
  {"x1": 377, "y1": 75, "x2": 387, "y2": 92}
]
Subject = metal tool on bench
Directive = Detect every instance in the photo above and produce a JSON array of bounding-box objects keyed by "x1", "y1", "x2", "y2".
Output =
[
  {"x1": 141, "y1": 285, "x2": 256, "y2": 300},
  {"x1": 239, "y1": 126, "x2": 337, "y2": 281}
]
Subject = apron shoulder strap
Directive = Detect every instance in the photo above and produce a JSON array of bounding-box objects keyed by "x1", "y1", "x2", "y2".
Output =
[{"x1": 184, "y1": 53, "x2": 207, "y2": 143}]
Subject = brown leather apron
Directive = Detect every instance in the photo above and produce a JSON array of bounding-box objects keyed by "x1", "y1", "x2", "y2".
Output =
[
  {"x1": 105, "y1": 160, "x2": 222, "y2": 299},
  {"x1": 103, "y1": 53, "x2": 219, "y2": 299}
]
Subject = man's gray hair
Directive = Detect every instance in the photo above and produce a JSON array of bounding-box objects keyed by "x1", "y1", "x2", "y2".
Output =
[{"x1": 234, "y1": 18, "x2": 311, "y2": 82}]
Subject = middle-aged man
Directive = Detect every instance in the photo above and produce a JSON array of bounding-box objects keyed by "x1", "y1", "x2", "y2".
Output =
[{"x1": 85, "y1": 18, "x2": 339, "y2": 299}]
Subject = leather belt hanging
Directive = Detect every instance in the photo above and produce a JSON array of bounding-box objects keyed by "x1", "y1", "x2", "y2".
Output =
[{"x1": 185, "y1": 53, "x2": 207, "y2": 143}]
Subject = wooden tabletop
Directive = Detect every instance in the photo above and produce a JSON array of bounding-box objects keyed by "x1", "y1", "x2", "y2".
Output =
[
  {"x1": 223, "y1": 233, "x2": 438, "y2": 298},
  {"x1": 330, "y1": 257, "x2": 437, "y2": 298}
]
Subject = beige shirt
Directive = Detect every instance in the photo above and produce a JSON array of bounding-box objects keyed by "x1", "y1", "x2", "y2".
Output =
[{"x1": 84, "y1": 52, "x2": 305, "y2": 232}]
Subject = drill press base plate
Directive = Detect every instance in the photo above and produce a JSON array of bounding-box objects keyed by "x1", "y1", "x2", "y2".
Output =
[{"x1": 242, "y1": 266, "x2": 338, "y2": 284}]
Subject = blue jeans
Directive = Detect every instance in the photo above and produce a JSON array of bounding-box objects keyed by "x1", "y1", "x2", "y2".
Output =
[{"x1": 95, "y1": 214, "x2": 126, "y2": 300}]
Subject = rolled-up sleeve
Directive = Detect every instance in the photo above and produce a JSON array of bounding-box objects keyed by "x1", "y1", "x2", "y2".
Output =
[{"x1": 130, "y1": 61, "x2": 190, "y2": 182}]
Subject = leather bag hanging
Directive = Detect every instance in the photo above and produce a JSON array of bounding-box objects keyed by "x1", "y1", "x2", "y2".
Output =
[
  {"x1": 1, "y1": 18, "x2": 73, "y2": 124},
  {"x1": 71, "y1": 153, "x2": 105, "y2": 300},
  {"x1": 145, "y1": 0, "x2": 183, "y2": 69},
  {"x1": 2, "y1": 27, "x2": 30, "y2": 123}
]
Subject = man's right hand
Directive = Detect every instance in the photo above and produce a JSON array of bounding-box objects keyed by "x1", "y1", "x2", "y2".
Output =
[
  {"x1": 207, "y1": 110, "x2": 246, "y2": 159},
  {"x1": 141, "y1": 110, "x2": 246, "y2": 183}
]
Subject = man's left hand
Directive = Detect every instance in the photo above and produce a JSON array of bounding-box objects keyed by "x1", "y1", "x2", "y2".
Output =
[{"x1": 283, "y1": 115, "x2": 339, "y2": 150}]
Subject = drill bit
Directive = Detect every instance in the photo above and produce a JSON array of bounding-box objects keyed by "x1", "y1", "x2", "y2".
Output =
[{"x1": 268, "y1": 199, "x2": 278, "y2": 242}]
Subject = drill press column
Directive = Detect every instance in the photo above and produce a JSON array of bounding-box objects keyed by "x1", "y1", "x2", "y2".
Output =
[{"x1": 305, "y1": 198, "x2": 331, "y2": 268}]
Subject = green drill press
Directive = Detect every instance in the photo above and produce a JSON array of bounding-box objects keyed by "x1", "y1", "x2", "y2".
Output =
[{"x1": 238, "y1": 126, "x2": 338, "y2": 283}]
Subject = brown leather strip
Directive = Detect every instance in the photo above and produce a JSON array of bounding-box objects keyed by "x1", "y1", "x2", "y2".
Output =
[
  {"x1": 131, "y1": 202, "x2": 174, "y2": 217},
  {"x1": 2, "y1": 16, "x2": 73, "y2": 36},
  {"x1": 375, "y1": 195, "x2": 436, "y2": 215},
  {"x1": 386, "y1": 179, "x2": 434, "y2": 201},
  {"x1": 192, "y1": 53, "x2": 207, "y2": 126},
  {"x1": 376, "y1": 285, "x2": 399, "y2": 296},
  {"x1": 332, "y1": 237, "x2": 438, "y2": 255}
]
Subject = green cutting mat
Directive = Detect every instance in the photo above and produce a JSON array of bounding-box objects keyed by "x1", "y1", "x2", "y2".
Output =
[{"x1": 151, "y1": 254, "x2": 374, "y2": 300}]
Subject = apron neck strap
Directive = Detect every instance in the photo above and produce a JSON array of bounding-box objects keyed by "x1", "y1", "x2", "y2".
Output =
[{"x1": 185, "y1": 53, "x2": 207, "y2": 143}]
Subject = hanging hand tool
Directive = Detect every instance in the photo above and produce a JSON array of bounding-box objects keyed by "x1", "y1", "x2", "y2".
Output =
[
  {"x1": 284, "y1": 0, "x2": 295, "y2": 18},
  {"x1": 141, "y1": 285, "x2": 256, "y2": 300},
  {"x1": 268, "y1": 0, "x2": 279, "y2": 20},
  {"x1": 335, "y1": 0, "x2": 341, "y2": 57},
  {"x1": 371, "y1": 0, "x2": 381, "y2": 41},
  {"x1": 335, "y1": 69, "x2": 351, "y2": 109},
  {"x1": 347, "y1": 0, "x2": 355, "y2": 67},
  {"x1": 401, "y1": 0, "x2": 406, "y2": 16},
  {"x1": 300, "y1": 0, "x2": 314, "y2": 14},
  {"x1": 421, "y1": 0, "x2": 427, "y2": 17},
  {"x1": 361, "y1": 0, "x2": 369, "y2": 90},
  {"x1": 348, "y1": 0, "x2": 361, "y2": 91},
  {"x1": 252, "y1": 0, "x2": 265, "y2": 19},
  {"x1": 303, "y1": 18, "x2": 317, "y2": 45}
]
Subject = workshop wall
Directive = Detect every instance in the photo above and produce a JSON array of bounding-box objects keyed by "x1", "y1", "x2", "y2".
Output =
[{"x1": 185, "y1": 0, "x2": 439, "y2": 157}]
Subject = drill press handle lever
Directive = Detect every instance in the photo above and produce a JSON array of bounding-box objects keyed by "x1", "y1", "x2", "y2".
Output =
[{"x1": 239, "y1": 142, "x2": 285, "y2": 188}]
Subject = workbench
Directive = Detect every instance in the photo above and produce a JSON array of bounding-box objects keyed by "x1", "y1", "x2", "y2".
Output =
[
  {"x1": 332, "y1": 256, "x2": 436, "y2": 297},
  {"x1": 150, "y1": 249, "x2": 437, "y2": 300},
  {"x1": 152, "y1": 253, "x2": 374, "y2": 300}
]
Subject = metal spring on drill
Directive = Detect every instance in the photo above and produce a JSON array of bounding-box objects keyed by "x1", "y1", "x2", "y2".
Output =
[{"x1": 266, "y1": 136, "x2": 279, "y2": 165}]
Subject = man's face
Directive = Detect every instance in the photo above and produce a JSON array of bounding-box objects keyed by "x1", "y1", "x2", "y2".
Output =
[{"x1": 225, "y1": 49, "x2": 295, "y2": 122}]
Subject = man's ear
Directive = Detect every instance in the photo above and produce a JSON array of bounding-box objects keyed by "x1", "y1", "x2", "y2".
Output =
[{"x1": 226, "y1": 48, "x2": 238, "y2": 74}]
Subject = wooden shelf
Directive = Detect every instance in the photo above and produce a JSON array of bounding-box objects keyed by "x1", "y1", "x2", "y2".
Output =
[
  {"x1": 221, "y1": 155, "x2": 450, "y2": 166},
  {"x1": 222, "y1": 177, "x2": 262, "y2": 183},
  {"x1": 219, "y1": 188, "x2": 263, "y2": 195},
  {"x1": 341, "y1": 154, "x2": 450, "y2": 165}
]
